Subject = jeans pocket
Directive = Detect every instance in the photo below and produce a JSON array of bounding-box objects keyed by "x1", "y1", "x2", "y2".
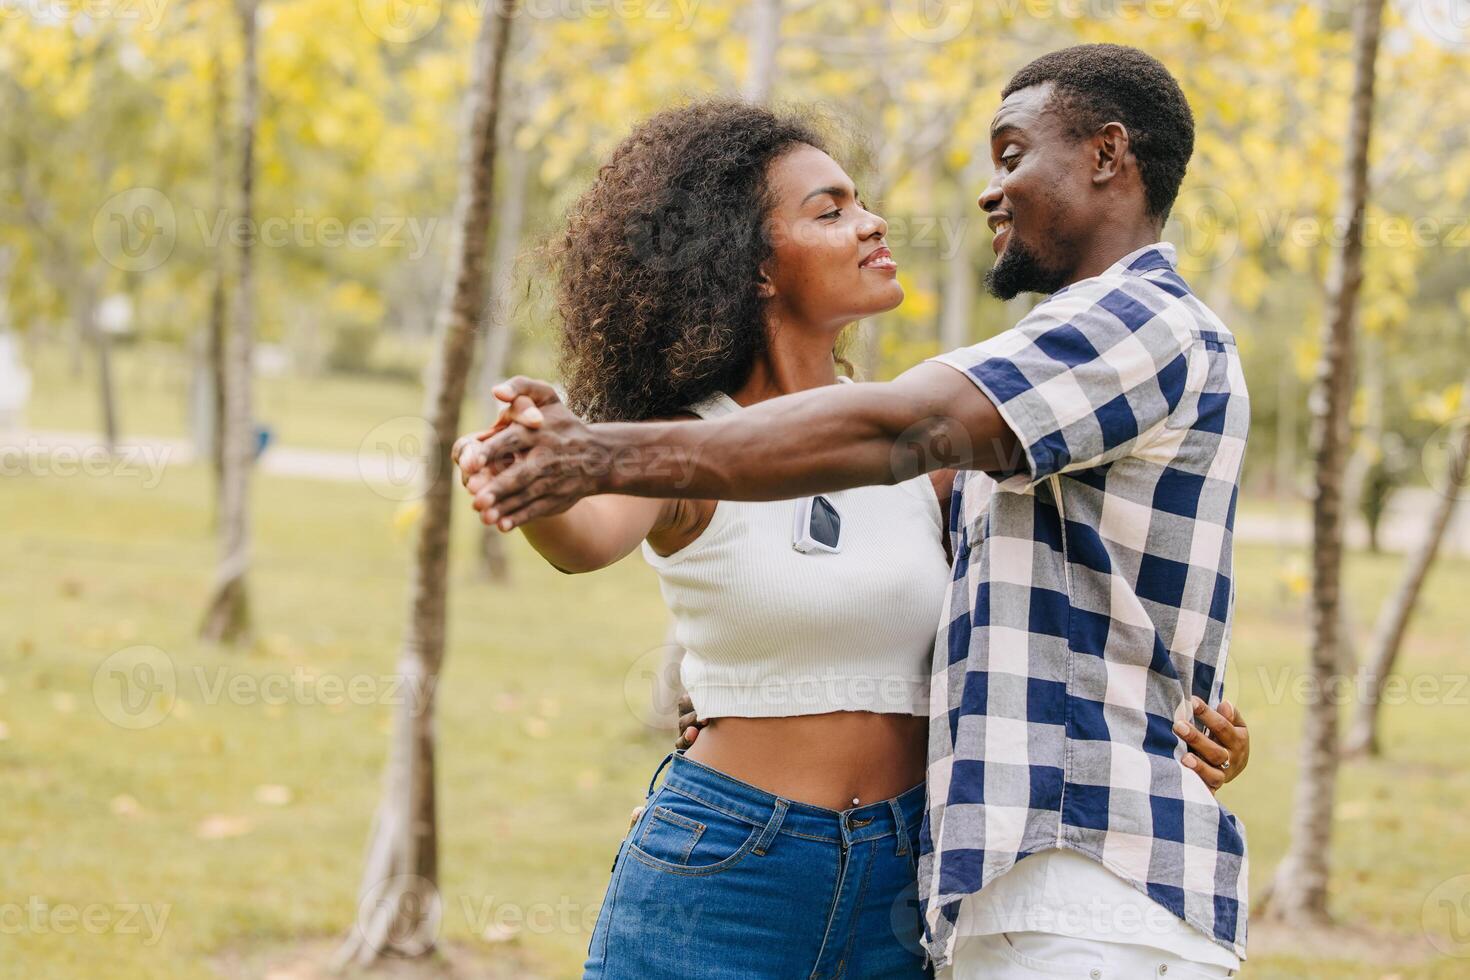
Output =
[
  {"x1": 626, "y1": 788, "x2": 762, "y2": 876},
  {"x1": 637, "y1": 806, "x2": 704, "y2": 865}
]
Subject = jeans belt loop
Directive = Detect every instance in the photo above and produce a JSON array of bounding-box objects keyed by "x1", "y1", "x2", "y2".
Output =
[
  {"x1": 752, "y1": 798, "x2": 790, "y2": 857},
  {"x1": 645, "y1": 751, "x2": 677, "y2": 800},
  {"x1": 889, "y1": 798, "x2": 909, "y2": 856}
]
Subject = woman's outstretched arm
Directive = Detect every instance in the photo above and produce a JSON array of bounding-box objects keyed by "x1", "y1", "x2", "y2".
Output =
[{"x1": 452, "y1": 402, "x2": 684, "y2": 573}]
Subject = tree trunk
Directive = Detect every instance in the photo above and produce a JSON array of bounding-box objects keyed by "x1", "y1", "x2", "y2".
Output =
[
  {"x1": 940, "y1": 159, "x2": 985, "y2": 352},
  {"x1": 76, "y1": 274, "x2": 118, "y2": 455},
  {"x1": 1264, "y1": 0, "x2": 1385, "y2": 925},
  {"x1": 742, "y1": 0, "x2": 781, "y2": 103},
  {"x1": 476, "y1": 134, "x2": 530, "y2": 583},
  {"x1": 208, "y1": 25, "x2": 231, "y2": 502},
  {"x1": 334, "y1": 2, "x2": 517, "y2": 966},
  {"x1": 1344, "y1": 404, "x2": 1470, "y2": 756},
  {"x1": 199, "y1": 0, "x2": 259, "y2": 646}
]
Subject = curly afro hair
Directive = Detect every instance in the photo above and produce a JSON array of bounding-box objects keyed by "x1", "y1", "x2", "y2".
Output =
[
  {"x1": 1003, "y1": 44, "x2": 1195, "y2": 220},
  {"x1": 551, "y1": 99, "x2": 830, "y2": 422}
]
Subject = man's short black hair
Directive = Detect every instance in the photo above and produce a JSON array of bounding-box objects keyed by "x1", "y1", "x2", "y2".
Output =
[{"x1": 1003, "y1": 44, "x2": 1195, "y2": 220}]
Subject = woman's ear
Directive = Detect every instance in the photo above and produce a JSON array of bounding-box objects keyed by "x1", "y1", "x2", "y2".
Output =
[{"x1": 755, "y1": 263, "x2": 776, "y2": 300}]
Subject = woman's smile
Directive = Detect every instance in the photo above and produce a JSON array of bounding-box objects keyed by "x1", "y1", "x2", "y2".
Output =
[{"x1": 859, "y1": 244, "x2": 898, "y2": 273}]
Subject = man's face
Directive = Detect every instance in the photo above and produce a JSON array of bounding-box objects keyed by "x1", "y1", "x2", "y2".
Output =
[{"x1": 979, "y1": 83, "x2": 1095, "y2": 300}]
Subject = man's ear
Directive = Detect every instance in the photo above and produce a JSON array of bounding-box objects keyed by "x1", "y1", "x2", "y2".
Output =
[{"x1": 1092, "y1": 121, "x2": 1131, "y2": 187}]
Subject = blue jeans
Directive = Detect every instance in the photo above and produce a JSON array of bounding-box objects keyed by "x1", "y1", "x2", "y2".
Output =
[{"x1": 584, "y1": 751, "x2": 931, "y2": 979}]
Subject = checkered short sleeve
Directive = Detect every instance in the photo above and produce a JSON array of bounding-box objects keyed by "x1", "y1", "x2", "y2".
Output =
[{"x1": 931, "y1": 278, "x2": 1197, "y2": 487}]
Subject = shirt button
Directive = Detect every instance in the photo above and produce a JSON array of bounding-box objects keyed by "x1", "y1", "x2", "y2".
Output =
[
  {"x1": 1159, "y1": 966, "x2": 1169, "y2": 976},
  {"x1": 1090, "y1": 970, "x2": 1102, "y2": 980}
]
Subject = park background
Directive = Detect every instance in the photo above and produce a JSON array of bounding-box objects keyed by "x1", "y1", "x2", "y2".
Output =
[{"x1": 3, "y1": 0, "x2": 1470, "y2": 977}]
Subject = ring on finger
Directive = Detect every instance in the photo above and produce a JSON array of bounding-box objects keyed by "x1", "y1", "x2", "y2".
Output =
[{"x1": 1220, "y1": 756, "x2": 1231, "y2": 771}]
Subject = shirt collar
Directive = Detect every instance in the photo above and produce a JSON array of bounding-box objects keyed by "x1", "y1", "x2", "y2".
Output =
[{"x1": 1048, "y1": 242, "x2": 1178, "y2": 299}]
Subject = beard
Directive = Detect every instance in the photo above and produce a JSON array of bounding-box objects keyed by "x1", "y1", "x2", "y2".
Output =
[{"x1": 984, "y1": 236, "x2": 1069, "y2": 300}]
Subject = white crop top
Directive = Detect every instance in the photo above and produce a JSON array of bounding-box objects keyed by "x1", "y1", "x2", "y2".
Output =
[{"x1": 640, "y1": 378, "x2": 952, "y2": 719}]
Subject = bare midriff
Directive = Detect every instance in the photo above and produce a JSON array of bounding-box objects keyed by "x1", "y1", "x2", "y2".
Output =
[{"x1": 683, "y1": 710, "x2": 927, "y2": 812}]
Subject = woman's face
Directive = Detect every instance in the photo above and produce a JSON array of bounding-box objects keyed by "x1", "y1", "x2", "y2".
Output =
[{"x1": 759, "y1": 144, "x2": 903, "y2": 332}]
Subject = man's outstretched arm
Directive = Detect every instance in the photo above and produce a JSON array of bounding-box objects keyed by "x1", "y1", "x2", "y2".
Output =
[{"x1": 465, "y1": 362, "x2": 1023, "y2": 530}]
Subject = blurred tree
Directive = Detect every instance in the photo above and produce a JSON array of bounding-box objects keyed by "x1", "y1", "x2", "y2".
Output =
[
  {"x1": 205, "y1": 10, "x2": 233, "y2": 515},
  {"x1": 476, "y1": 100, "x2": 536, "y2": 583},
  {"x1": 200, "y1": 0, "x2": 261, "y2": 646},
  {"x1": 1265, "y1": 0, "x2": 1387, "y2": 925},
  {"x1": 743, "y1": 0, "x2": 782, "y2": 103},
  {"x1": 335, "y1": 0, "x2": 518, "y2": 966},
  {"x1": 1345, "y1": 381, "x2": 1470, "y2": 756}
]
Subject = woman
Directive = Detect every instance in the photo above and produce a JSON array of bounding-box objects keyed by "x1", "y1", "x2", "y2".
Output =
[{"x1": 452, "y1": 100, "x2": 1246, "y2": 978}]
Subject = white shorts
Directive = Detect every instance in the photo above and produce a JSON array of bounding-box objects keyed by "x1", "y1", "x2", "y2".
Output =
[{"x1": 940, "y1": 932, "x2": 1237, "y2": 979}]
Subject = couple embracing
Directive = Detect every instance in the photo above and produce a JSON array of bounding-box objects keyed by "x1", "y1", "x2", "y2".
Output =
[{"x1": 454, "y1": 43, "x2": 1252, "y2": 980}]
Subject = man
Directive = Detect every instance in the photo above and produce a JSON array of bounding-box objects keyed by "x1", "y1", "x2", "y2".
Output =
[{"x1": 461, "y1": 44, "x2": 1250, "y2": 978}]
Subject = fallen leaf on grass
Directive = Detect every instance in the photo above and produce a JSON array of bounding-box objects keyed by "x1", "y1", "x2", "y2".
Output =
[
  {"x1": 254, "y1": 784, "x2": 293, "y2": 806},
  {"x1": 482, "y1": 922, "x2": 521, "y2": 944},
  {"x1": 196, "y1": 814, "x2": 255, "y2": 840},
  {"x1": 111, "y1": 794, "x2": 143, "y2": 817}
]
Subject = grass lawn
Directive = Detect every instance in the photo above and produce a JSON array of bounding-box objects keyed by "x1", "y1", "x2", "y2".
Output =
[
  {"x1": 5, "y1": 358, "x2": 1470, "y2": 977},
  {"x1": 22, "y1": 341, "x2": 470, "y2": 454}
]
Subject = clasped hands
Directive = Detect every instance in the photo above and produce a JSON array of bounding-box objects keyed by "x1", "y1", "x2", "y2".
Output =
[{"x1": 450, "y1": 376, "x2": 603, "y2": 531}]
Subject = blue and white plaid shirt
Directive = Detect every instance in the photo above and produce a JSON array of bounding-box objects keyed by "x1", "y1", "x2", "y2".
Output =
[{"x1": 917, "y1": 243, "x2": 1250, "y2": 968}]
